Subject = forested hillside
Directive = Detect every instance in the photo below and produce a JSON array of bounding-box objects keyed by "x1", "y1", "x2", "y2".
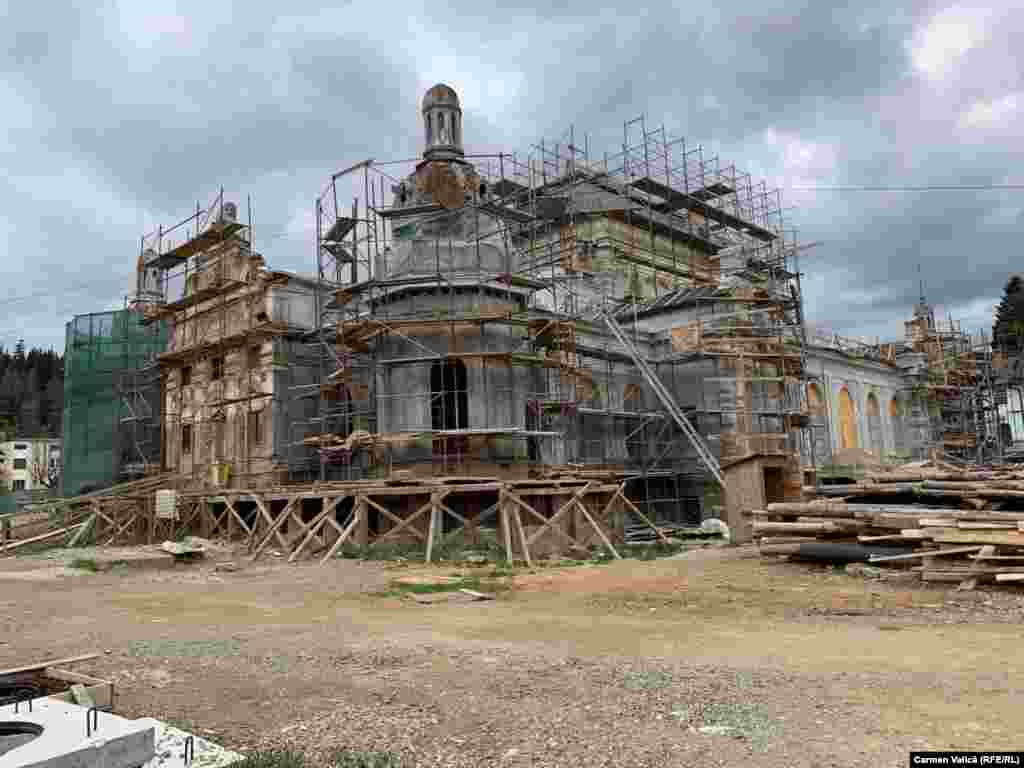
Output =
[{"x1": 0, "y1": 340, "x2": 63, "y2": 439}]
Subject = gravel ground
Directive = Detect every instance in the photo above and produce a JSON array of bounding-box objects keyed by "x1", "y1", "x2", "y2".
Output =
[{"x1": 2, "y1": 545, "x2": 1022, "y2": 767}]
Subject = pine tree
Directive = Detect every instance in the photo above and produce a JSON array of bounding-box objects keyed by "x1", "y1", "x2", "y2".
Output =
[
  {"x1": 993, "y1": 276, "x2": 1024, "y2": 352},
  {"x1": 0, "y1": 347, "x2": 64, "y2": 438}
]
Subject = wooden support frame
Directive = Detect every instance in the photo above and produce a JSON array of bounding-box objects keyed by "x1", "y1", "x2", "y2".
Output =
[
  {"x1": 363, "y1": 496, "x2": 426, "y2": 542},
  {"x1": 289, "y1": 495, "x2": 347, "y2": 562},
  {"x1": 249, "y1": 493, "x2": 291, "y2": 554},
  {"x1": 52, "y1": 477, "x2": 664, "y2": 566},
  {"x1": 251, "y1": 496, "x2": 303, "y2": 561}
]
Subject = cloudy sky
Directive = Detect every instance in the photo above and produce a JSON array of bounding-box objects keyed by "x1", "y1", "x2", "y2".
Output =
[{"x1": 1, "y1": 0, "x2": 1020, "y2": 352}]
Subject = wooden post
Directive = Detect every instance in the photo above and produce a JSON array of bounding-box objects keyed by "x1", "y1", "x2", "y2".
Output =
[
  {"x1": 512, "y1": 504, "x2": 533, "y2": 568},
  {"x1": 501, "y1": 494, "x2": 513, "y2": 563},
  {"x1": 425, "y1": 497, "x2": 439, "y2": 563},
  {"x1": 200, "y1": 499, "x2": 211, "y2": 539},
  {"x1": 355, "y1": 495, "x2": 368, "y2": 548}
]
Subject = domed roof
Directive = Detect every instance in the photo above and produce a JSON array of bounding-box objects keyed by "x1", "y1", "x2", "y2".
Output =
[{"x1": 422, "y1": 83, "x2": 460, "y2": 111}]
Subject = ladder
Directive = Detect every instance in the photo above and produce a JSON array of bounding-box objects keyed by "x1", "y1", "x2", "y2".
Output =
[{"x1": 601, "y1": 311, "x2": 725, "y2": 487}]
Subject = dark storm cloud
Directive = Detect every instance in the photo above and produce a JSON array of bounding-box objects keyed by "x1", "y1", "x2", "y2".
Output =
[{"x1": 0, "y1": 0, "x2": 1020, "y2": 351}]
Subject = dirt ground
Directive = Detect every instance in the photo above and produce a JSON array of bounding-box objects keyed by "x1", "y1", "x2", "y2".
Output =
[{"x1": 2, "y1": 544, "x2": 1023, "y2": 767}]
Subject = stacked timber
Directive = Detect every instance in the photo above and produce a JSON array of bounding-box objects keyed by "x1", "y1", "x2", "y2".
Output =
[{"x1": 749, "y1": 463, "x2": 1024, "y2": 588}]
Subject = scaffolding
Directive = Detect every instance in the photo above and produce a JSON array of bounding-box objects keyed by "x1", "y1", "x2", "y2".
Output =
[
  {"x1": 898, "y1": 307, "x2": 1004, "y2": 463},
  {"x1": 61, "y1": 310, "x2": 167, "y2": 497},
  {"x1": 804, "y1": 302, "x2": 1016, "y2": 468},
  {"x1": 137, "y1": 190, "x2": 317, "y2": 488},
  {"x1": 284, "y1": 112, "x2": 809, "y2": 526}
]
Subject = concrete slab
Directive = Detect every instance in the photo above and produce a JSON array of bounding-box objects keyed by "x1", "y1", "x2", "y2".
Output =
[
  {"x1": 0, "y1": 698, "x2": 155, "y2": 768},
  {"x1": 138, "y1": 720, "x2": 242, "y2": 768}
]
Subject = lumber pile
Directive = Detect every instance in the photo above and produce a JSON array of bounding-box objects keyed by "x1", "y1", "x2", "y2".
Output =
[{"x1": 749, "y1": 461, "x2": 1024, "y2": 589}]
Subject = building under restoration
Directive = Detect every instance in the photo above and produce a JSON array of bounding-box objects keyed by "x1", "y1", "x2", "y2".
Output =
[
  {"x1": 76, "y1": 83, "x2": 1015, "y2": 557},
  {"x1": 154, "y1": 83, "x2": 810, "y2": 543}
]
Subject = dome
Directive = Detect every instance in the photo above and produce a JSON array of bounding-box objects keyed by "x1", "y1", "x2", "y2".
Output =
[{"x1": 422, "y1": 83, "x2": 460, "y2": 112}]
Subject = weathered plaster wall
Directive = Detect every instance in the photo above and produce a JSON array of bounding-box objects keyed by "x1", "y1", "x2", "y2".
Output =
[{"x1": 803, "y1": 348, "x2": 910, "y2": 462}]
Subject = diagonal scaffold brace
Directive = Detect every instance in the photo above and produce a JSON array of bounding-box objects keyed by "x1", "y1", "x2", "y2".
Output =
[{"x1": 601, "y1": 310, "x2": 725, "y2": 487}]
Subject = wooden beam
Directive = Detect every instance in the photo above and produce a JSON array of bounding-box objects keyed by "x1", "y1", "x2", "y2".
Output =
[
  {"x1": 868, "y1": 546, "x2": 983, "y2": 563},
  {"x1": 574, "y1": 499, "x2": 621, "y2": 559},
  {"x1": 221, "y1": 496, "x2": 253, "y2": 538},
  {"x1": 290, "y1": 496, "x2": 348, "y2": 562},
  {"x1": 250, "y1": 494, "x2": 291, "y2": 554},
  {"x1": 0, "y1": 522, "x2": 86, "y2": 553},
  {"x1": 363, "y1": 496, "x2": 426, "y2": 542},
  {"x1": 618, "y1": 488, "x2": 672, "y2": 545},
  {"x1": 374, "y1": 492, "x2": 448, "y2": 544},
  {"x1": 0, "y1": 654, "x2": 100, "y2": 678},
  {"x1": 527, "y1": 482, "x2": 594, "y2": 548},
  {"x1": 511, "y1": 504, "x2": 533, "y2": 568},
  {"x1": 319, "y1": 504, "x2": 363, "y2": 565},
  {"x1": 503, "y1": 488, "x2": 579, "y2": 550},
  {"x1": 251, "y1": 495, "x2": 302, "y2": 561}
]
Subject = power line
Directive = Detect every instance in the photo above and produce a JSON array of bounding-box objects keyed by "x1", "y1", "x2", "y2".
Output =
[
  {"x1": 0, "y1": 276, "x2": 133, "y2": 306},
  {"x1": 788, "y1": 184, "x2": 1024, "y2": 192}
]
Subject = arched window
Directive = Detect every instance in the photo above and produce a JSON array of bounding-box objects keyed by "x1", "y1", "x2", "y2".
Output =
[
  {"x1": 426, "y1": 113, "x2": 433, "y2": 144},
  {"x1": 838, "y1": 387, "x2": 859, "y2": 450},
  {"x1": 866, "y1": 393, "x2": 883, "y2": 456},
  {"x1": 431, "y1": 359, "x2": 467, "y2": 430},
  {"x1": 807, "y1": 383, "x2": 825, "y2": 417}
]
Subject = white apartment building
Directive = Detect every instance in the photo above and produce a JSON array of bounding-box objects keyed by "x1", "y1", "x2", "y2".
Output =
[{"x1": 0, "y1": 438, "x2": 61, "y2": 492}]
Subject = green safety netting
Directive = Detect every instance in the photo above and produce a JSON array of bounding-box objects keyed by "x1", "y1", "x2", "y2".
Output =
[{"x1": 61, "y1": 310, "x2": 167, "y2": 497}]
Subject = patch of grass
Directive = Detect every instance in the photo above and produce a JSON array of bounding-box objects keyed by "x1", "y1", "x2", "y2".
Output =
[
  {"x1": 128, "y1": 639, "x2": 242, "y2": 658},
  {"x1": 387, "y1": 576, "x2": 482, "y2": 595},
  {"x1": 332, "y1": 749, "x2": 402, "y2": 768},
  {"x1": 13, "y1": 540, "x2": 65, "y2": 556},
  {"x1": 70, "y1": 557, "x2": 98, "y2": 573},
  {"x1": 337, "y1": 540, "x2": 425, "y2": 562},
  {"x1": 617, "y1": 541, "x2": 688, "y2": 560},
  {"x1": 110, "y1": 561, "x2": 130, "y2": 576},
  {"x1": 165, "y1": 717, "x2": 197, "y2": 733},
  {"x1": 373, "y1": 573, "x2": 514, "y2": 599},
  {"x1": 236, "y1": 750, "x2": 308, "y2": 768},
  {"x1": 699, "y1": 702, "x2": 782, "y2": 751},
  {"x1": 623, "y1": 670, "x2": 674, "y2": 691},
  {"x1": 48, "y1": 506, "x2": 72, "y2": 528},
  {"x1": 339, "y1": 528, "x2": 507, "y2": 564}
]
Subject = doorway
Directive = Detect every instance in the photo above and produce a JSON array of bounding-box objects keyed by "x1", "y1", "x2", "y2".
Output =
[{"x1": 763, "y1": 467, "x2": 786, "y2": 504}]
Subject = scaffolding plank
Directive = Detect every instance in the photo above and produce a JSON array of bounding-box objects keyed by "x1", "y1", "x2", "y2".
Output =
[
  {"x1": 490, "y1": 178, "x2": 528, "y2": 199},
  {"x1": 376, "y1": 203, "x2": 444, "y2": 219},
  {"x1": 150, "y1": 221, "x2": 247, "y2": 268},
  {"x1": 141, "y1": 281, "x2": 247, "y2": 324},
  {"x1": 479, "y1": 201, "x2": 535, "y2": 224},
  {"x1": 688, "y1": 181, "x2": 736, "y2": 202},
  {"x1": 628, "y1": 176, "x2": 776, "y2": 243},
  {"x1": 324, "y1": 217, "x2": 357, "y2": 242}
]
